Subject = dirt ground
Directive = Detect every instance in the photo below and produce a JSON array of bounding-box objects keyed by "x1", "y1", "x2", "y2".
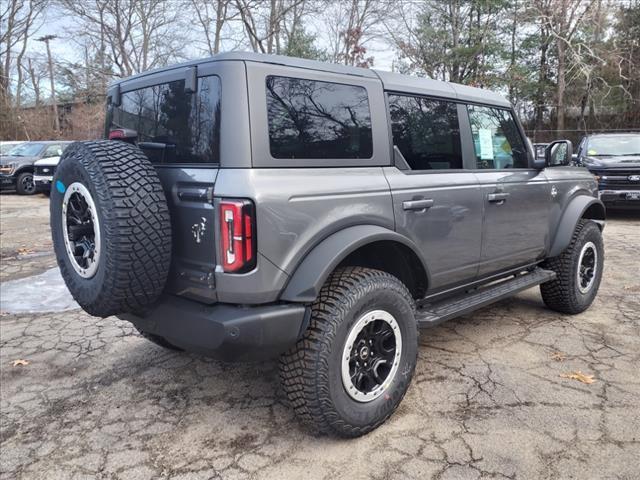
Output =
[{"x1": 1, "y1": 193, "x2": 639, "y2": 480}]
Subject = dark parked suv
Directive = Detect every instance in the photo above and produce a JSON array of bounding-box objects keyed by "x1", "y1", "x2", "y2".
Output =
[
  {"x1": 574, "y1": 132, "x2": 640, "y2": 207},
  {"x1": 51, "y1": 53, "x2": 605, "y2": 437},
  {"x1": 0, "y1": 141, "x2": 70, "y2": 194}
]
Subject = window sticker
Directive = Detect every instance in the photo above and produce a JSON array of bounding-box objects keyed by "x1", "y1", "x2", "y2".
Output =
[
  {"x1": 587, "y1": 149, "x2": 597, "y2": 155},
  {"x1": 478, "y1": 128, "x2": 494, "y2": 160}
]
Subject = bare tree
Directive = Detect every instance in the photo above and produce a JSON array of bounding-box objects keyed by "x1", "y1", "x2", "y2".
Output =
[
  {"x1": 191, "y1": 0, "x2": 236, "y2": 55},
  {"x1": 322, "y1": 0, "x2": 382, "y2": 67},
  {"x1": 234, "y1": 0, "x2": 307, "y2": 54},
  {"x1": 534, "y1": 0, "x2": 597, "y2": 134},
  {"x1": 0, "y1": 0, "x2": 45, "y2": 108},
  {"x1": 60, "y1": 0, "x2": 185, "y2": 78}
]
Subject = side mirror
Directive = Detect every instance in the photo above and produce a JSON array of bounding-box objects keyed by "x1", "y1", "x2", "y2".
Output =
[{"x1": 545, "y1": 140, "x2": 573, "y2": 167}]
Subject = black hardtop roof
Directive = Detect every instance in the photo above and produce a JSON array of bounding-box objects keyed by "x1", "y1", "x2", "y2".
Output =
[{"x1": 110, "y1": 51, "x2": 510, "y2": 108}]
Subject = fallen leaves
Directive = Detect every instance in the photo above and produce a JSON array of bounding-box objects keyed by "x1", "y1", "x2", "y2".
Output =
[
  {"x1": 12, "y1": 359, "x2": 30, "y2": 367},
  {"x1": 16, "y1": 247, "x2": 34, "y2": 256},
  {"x1": 560, "y1": 371, "x2": 596, "y2": 384},
  {"x1": 551, "y1": 351, "x2": 566, "y2": 362}
]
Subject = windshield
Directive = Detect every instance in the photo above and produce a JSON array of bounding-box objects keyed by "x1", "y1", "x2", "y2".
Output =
[
  {"x1": 6, "y1": 143, "x2": 45, "y2": 157},
  {"x1": 586, "y1": 135, "x2": 640, "y2": 156},
  {"x1": 0, "y1": 143, "x2": 23, "y2": 155}
]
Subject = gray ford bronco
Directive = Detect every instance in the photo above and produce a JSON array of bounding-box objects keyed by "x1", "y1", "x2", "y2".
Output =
[{"x1": 51, "y1": 52, "x2": 605, "y2": 437}]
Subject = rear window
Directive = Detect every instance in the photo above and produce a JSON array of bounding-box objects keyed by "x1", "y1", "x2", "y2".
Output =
[
  {"x1": 265, "y1": 76, "x2": 373, "y2": 159},
  {"x1": 110, "y1": 75, "x2": 221, "y2": 164}
]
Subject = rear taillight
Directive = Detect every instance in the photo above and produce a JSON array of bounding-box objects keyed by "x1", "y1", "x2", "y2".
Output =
[
  {"x1": 219, "y1": 199, "x2": 256, "y2": 273},
  {"x1": 108, "y1": 128, "x2": 137, "y2": 141}
]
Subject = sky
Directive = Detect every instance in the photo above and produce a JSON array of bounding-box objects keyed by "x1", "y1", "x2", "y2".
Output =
[{"x1": 24, "y1": 2, "x2": 398, "y2": 100}]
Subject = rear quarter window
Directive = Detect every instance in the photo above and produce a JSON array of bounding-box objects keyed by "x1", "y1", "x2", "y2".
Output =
[
  {"x1": 110, "y1": 75, "x2": 221, "y2": 164},
  {"x1": 265, "y1": 76, "x2": 373, "y2": 159}
]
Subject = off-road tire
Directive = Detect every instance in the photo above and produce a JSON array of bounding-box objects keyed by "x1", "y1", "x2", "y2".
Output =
[
  {"x1": 50, "y1": 141, "x2": 172, "y2": 318},
  {"x1": 137, "y1": 329, "x2": 184, "y2": 352},
  {"x1": 540, "y1": 220, "x2": 604, "y2": 314},
  {"x1": 280, "y1": 267, "x2": 418, "y2": 437},
  {"x1": 16, "y1": 172, "x2": 36, "y2": 195}
]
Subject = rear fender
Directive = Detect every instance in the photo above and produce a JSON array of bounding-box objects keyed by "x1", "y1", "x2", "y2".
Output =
[{"x1": 280, "y1": 225, "x2": 430, "y2": 303}]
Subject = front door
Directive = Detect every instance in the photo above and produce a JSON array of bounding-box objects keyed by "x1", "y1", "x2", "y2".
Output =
[
  {"x1": 384, "y1": 94, "x2": 484, "y2": 291},
  {"x1": 465, "y1": 104, "x2": 551, "y2": 276}
]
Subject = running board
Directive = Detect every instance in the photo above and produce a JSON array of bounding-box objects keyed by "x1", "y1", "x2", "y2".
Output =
[{"x1": 416, "y1": 268, "x2": 556, "y2": 327}]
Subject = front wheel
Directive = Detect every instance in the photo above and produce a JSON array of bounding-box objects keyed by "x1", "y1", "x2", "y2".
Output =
[
  {"x1": 540, "y1": 220, "x2": 604, "y2": 314},
  {"x1": 16, "y1": 172, "x2": 36, "y2": 195},
  {"x1": 280, "y1": 267, "x2": 418, "y2": 437}
]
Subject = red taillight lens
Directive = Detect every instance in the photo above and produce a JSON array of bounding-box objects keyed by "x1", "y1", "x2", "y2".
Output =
[
  {"x1": 108, "y1": 128, "x2": 137, "y2": 141},
  {"x1": 108, "y1": 129, "x2": 125, "y2": 139},
  {"x1": 220, "y1": 199, "x2": 256, "y2": 273}
]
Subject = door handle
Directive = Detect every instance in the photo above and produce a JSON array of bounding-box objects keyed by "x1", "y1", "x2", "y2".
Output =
[
  {"x1": 487, "y1": 192, "x2": 510, "y2": 203},
  {"x1": 403, "y1": 199, "x2": 434, "y2": 211}
]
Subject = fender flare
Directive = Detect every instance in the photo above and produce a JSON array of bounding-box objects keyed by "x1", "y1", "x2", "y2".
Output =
[
  {"x1": 548, "y1": 195, "x2": 605, "y2": 257},
  {"x1": 280, "y1": 225, "x2": 430, "y2": 303}
]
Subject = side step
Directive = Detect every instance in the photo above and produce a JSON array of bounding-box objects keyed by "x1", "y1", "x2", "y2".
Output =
[{"x1": 416, "y1": 268, "x2": 556, "y2": 328}]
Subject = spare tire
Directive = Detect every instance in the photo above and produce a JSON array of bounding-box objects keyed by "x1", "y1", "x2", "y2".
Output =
[{"x1": 50, "y1": 140, "x2": 172, "y2": 318}]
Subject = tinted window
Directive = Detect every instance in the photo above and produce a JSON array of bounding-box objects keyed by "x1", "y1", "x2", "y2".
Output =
[
  {"x1": 110, "y1": 76, "x2": 221, "y2": 164},
  {"x1": 468, "y1": 105, "x2": 528, "y2": 169},
  {"x1": 388, "y1": 94, "x2": 462, "y2": 170},
  {"x1": 266, "y1": 76, "x2": 373, "y2": 159}
]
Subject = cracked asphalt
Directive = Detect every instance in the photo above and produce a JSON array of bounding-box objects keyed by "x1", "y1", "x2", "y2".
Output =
[{"x1": 1, "y1": 193, "x2": 639, "y2": 480}]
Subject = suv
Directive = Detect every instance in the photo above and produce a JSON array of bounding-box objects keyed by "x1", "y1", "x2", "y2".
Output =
[
  {"x1": 50, "y1": 53, "x2": 605, "y2": 437},
  {"x1": 574, "y1": 132, "x2": 640, "y2": 207},
  {"x1": 0, "y1": 141, "x2": 71, "y2": 194}
]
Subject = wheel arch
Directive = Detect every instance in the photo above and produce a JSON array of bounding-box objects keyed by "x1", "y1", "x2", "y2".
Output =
[
  {"x1": 15, "y1": 165, "x2": 34, "y2": 175},
  {"x1": 548, "y1": 196, "x2": 605, "y2": 258},
  {"x1": 279, "y1": 225, "x2": 430, "y2": 303}
]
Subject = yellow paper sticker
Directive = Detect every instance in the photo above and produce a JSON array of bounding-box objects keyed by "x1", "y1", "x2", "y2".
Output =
[{"x1": 587, "y1": 149, "x2": 597, "y2": 155}]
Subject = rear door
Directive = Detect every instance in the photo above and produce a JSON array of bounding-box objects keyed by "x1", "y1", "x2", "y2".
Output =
[
  {"x1": 465, "y1": 105, "x2": 551, "y2": 276},
  {"x1": 107, "y1": 67, "x2": 223, "y2": 302},
  {"x1": 383, "y1": 94, "x2": 483, "y2": 290}
]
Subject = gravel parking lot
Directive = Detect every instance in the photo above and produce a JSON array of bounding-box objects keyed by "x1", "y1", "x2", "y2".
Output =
[{"x1": 1, "y1": 193, "x2": 639, "y2": 480}]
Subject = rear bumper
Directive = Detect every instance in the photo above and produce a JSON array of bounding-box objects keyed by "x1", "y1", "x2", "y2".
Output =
[{"x1": 119, "y1": 295, "x2": 310, "y2": 361}]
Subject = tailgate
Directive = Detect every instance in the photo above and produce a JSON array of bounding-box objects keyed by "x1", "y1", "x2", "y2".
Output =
[{"x1": 156, "y1": 167, "x2": 219, "y2": 303}]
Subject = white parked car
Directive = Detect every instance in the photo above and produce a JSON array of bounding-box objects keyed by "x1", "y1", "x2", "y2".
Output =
[{"x1": 33, "y1": 155, "x2": 62, "y2": 195}]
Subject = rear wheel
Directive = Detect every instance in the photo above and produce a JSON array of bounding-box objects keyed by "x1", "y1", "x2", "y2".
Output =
[
  {"x1": 540, "y1": 220, "x2": 604, "y2": 314},
  {"x1": 280, "y1": 267, "x2": 418, "y2": 437},
  {"x1": 16, "y1": 172, "x2": 36, "y2": 195}
]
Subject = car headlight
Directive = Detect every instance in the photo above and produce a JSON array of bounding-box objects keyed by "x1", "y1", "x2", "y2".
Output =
[{"x1": 0, "y1": 162, "x2": 16, "y2": 174}]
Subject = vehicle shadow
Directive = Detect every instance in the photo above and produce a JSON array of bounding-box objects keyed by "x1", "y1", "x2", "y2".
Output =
[{"x1": 605, "y1": 207, "x2": 640, "y2": 221}]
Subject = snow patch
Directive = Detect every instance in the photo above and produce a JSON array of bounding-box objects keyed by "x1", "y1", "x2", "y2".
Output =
[{"x1": 1, "y1": 268, "x2": 79, "y2": 313}]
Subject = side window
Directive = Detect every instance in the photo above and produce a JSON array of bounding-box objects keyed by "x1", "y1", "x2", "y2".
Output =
[
  {"x1": 43, "y1": 145, "x2": 62, "y2": 157},
  {"x1": 467, "y1": 105, "x2": 528, "y2": 169},
  {"x1": 388, "y1": 94, "x2": 462, "y2": 170},
  {"x1": 265, "y1": 76, "x2": 373, "y2": 159},
  {"x1": 111, "y1": 75, "x2": 221, "y2": 164}
]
